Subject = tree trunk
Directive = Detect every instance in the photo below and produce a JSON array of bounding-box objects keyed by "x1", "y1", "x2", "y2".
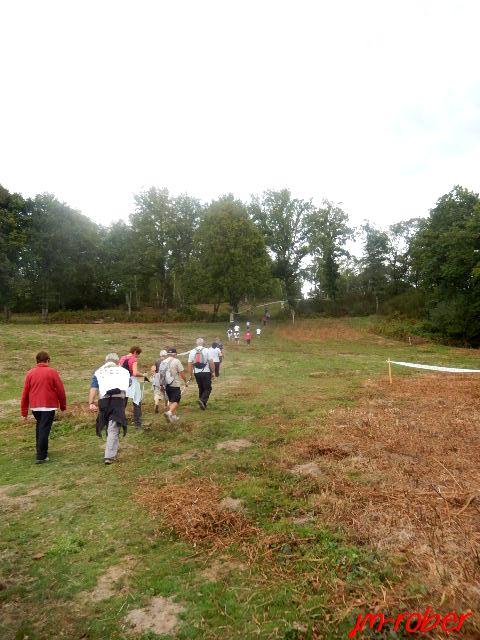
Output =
[
  {"x1": 375, "y1": 295, "x2": 379, "y2": 314},
  {"x1": 134, "y1": 275, "x2": 139, "y2": 309},
  {"x1": 4, "y1": 305, "x2": 11, "y2": 322},
  {"x1": 41, "y1": 282, "x2": 49, "y2": 322},
  {"x1": 213, "y1": 302, "x2": 220, "y2": 317},
  {"x1": 126, "y1": 291, "x2": 132, "y2": 317},
  {"x1": 291, "y1": 307, "x2": 295, "y2": 324}
]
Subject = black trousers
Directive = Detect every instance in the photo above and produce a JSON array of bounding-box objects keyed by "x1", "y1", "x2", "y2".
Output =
[
  {"x1": 32, "y1": 410, "x2": 55, "y2": 460},
  {"x1": 124, "y1": 398, "x2": 142, "y2": 427},
  {"x1": 194, "y1": 372, "x2": 212, "y2": 405},
  {"x1": 214, "y1": 362, "x2": 220, "y2": 378}
]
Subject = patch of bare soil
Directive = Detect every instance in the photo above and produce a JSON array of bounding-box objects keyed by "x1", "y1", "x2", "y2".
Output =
[
  {"x1": 0, "y1": 485, "x2": 44, "y2": 511},
  {"x1": 298, "y1": 375, "x2": 480, "y2": 625},
  {"x1": 219, "y1": 497, "x2": 244, "y2": 512},
  {"x1": 278, "y1": 319, "x2": 363, "y2": 342},
  {"x1": 124, "y1": 596, "x2": 184, "y2": 636},
  {"x1": 135, "y1": 478, "x2": 258, "y2": 546},
  {"x1": 216, "y1": 439, "x2": 252, "y2": 452},
  {"x1": 200, "y1": 557, "x2": 246, "y2": 582},
  {"x1": 171, "y1": 450, "x2": 206, "y2": 463},
  {"x1": 79, "y1": 556, "x2": 135, "y2": 603},
  {"x1": 290, "y1": 462, "x2": 323, "y2": 479}
]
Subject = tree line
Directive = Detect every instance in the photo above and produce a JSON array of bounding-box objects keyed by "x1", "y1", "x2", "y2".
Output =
[{"x1": 1, "y1": 183, "x2": 479, "y2": 343}]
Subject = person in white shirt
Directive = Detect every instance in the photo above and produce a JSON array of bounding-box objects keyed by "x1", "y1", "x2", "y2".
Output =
[
  {"x1": 188, "y1": 337, "x2": 215, "y2": 410},
  {"x1": 209, "y1": 339, "x2": 223, "y2": 378},
  {"x1": 256, "y1": 327, "x2": 262, "y2": 338},
  {"x1": 88, "y1": 353, "x2": 130, "y2": 465}
]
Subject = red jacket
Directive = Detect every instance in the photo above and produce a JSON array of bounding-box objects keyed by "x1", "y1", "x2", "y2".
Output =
[{"x1": 20, "y1": 363, "x2": 67, "y2": 417}]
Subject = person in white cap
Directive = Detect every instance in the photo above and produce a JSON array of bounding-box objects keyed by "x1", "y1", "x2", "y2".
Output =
[{"x1": 151, "y1": 349, "x2": 168, "y2": 414}]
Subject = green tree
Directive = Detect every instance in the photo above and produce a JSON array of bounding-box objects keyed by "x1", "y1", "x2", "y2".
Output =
[
  {"x1": 23, "y1": 194, "x2": 100, "y2": 318},
  {"x1": 387, "y1": 218, "x2": 422, "y2": 293},
  {"x1": 167, "y1": 194, "x2": 204, "y2": 306},
  {"x1": 130, "y1": 187, "x2": 171, "y2": 308},
  {"x1": 100, "y1": 222, "x2": 138, "y2": 314},
  {"x1": 250, "y1": 189, "x2": 312, "y2": 307},
  {"x1": 0, "y1": 185, "x2": 30, "y2": 320},
  {"x1": 307, "y1": 201, "x2": 353, "y2": 299},
  {"x1": 411, "y1": 186, "x2": 480, "y2": 342},
  {"x1": 360, "y1": 222, "x2": 390, "y2": 312},
  {"x1": 190, "y1": 196, "x2": 272, "y2": 313}
]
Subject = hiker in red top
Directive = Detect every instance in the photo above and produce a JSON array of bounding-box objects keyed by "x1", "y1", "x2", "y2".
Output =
[
  {"x1": 119, "y1": 346, "x2": 148, "y2": 429},
  {"x1": 20, "y1": 351, "x2": 67, "y2": 464},
  {"x1": 244, "y1": 330, "x2": 252, "y2": 346}
]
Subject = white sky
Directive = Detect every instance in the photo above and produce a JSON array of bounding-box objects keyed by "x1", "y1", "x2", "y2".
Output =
[{"x1": 1, "y1": 0, "x2": 480, "y2": 230}]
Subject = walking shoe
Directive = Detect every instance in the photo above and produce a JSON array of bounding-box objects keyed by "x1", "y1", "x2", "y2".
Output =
[
  {"x1": 104, "y1": 458, "x2": 113, "y2": 465},
  {"x1": 170, "y1": 414, "x2": 179, "y2": 423},
  {"x1": 197, "y1": 399, "x2": 206, "y2": 410},
  {"x1": 35, "y1": 457, "x2": 49, "y2": 464},
  {"x1": 164, "y1": 411, "x2": 172, "y2": 423}
]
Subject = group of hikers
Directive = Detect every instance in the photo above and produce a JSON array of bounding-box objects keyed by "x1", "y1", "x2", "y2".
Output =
[
  {"x1": 20, "y1": 316, "x2": 268, "y2": 466},
  {"x1": 19, "y1": 336, "x2": 227, "y2": 465},
  {"x1": 227, "y1": 320, "x2": 263, "y2": 345}
]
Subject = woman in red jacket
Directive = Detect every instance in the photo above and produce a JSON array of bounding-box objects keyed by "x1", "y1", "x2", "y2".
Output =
[{"x1": 20, "y1": 351, "x2": 67, "y2": 464}]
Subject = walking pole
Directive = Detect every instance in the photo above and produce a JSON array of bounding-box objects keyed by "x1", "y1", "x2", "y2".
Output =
[{"x1": 387, "y1": 358, "x2": 392, "y2": 385}]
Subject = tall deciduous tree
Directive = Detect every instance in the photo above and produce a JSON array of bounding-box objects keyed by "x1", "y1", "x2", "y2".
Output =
[
  {"x1": 190, "y1": 196, "x2": 272, "y2": 313},
  {"x1": 307, "y1": 201, "x2": 352, "y2": 300},
  {"x1": 411, "y1": 186, "x2": 480, "y2": 342},
  {"x1": 130, "y1": 187, "x2": 171, "y2": 308},
  {"x1": 24, "y1": 194, "x2": 100, "y2": 318},
  {"x1": 250, "y1": 189, "x2": 312, "y2": 307},
  {"x1": 0, "y1": 185, "x2": 30, "y2": 320},
  {"x1": 360, "y1": 222, "x2": 390, "y2": 312}
]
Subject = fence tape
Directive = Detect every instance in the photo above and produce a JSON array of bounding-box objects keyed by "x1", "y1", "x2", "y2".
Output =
[{"x1": 389, "y1": 360, "x2": 480, "y2": 373}]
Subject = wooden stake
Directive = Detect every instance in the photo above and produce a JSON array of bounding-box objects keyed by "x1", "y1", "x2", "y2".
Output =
[{"x1": 387, "y1": 358, "x2": 392, "y2": 385}]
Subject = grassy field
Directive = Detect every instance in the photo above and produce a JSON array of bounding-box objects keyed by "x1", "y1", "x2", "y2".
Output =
[{"x1": 0, "y1": 319, "x2": 478, "y2": 639}]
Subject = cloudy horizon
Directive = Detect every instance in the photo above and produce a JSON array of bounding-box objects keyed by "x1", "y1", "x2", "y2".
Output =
[{"x1": 1, "y1": 0, "x2": 479, "y2": 229}]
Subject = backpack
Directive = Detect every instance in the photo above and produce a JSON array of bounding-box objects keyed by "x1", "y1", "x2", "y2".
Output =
[
  {"x1": 193, "y1": 347, "x2": 207, "y2": 370},
  {"x1": 119, "y1": 355, "x2": 132, "y2": 374},
  {"x1": 158, "y1": 358, "x2": 174, "y2": 386}
]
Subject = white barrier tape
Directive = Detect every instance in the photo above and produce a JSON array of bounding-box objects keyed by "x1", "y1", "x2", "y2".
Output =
[{"x1": 389, "y1": 360, "x2": 480, "y2": 373}]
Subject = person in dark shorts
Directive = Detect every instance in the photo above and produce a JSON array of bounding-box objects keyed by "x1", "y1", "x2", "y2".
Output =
[{"x1": 160, "y1": 347, "x2": 188, "y2": 423}]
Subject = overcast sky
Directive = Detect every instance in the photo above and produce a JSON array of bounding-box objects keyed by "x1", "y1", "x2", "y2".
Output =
[{"x1": 1, "y1": 0, "x2": 480, "y2": 229}]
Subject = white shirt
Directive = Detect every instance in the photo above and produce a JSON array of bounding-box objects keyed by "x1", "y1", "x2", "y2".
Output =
[
  {"x1": 234, "y1": 325, "x2": 240, "y2": 332},
  {"x1": 208, "y1": 346, "x2": 221, "y2": 363},
  {"x1": 94, "y1": 362, "x2": 130, "y2": 398},
  {"x1": 188, "y1": 347, "x2": 211, "y2": 373}
]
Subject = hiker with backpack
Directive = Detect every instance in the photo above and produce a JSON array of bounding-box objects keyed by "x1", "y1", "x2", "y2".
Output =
[
  {"x1": 209, "y1": 338, "x2": 223, "y2": 378},
  {"x1": 158, "y1": 347, "x2": 187, "y2": 423},
  {"x1": 88, "y1": 353, "x2": 130, "y2": 464},
  {"x1": 187, "y1": 337, "x2": 215, "y2": 410},
  {"x1": 119, "y1": 346, "x2": 148, "y2": 429},
  {"x1": 151, "y1": 350, "x2": 169, "y2": 414}
]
